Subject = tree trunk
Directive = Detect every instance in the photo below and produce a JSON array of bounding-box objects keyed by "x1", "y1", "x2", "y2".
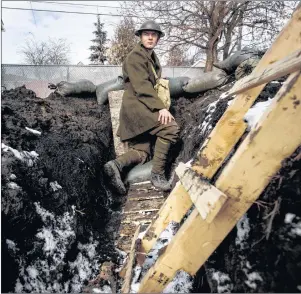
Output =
[
  {"x1": 205, "y1": 38, "x2": 219, "y2": 72},
  {"x1": 223, "y1": 29, "x2": 232, "y2": 60}
]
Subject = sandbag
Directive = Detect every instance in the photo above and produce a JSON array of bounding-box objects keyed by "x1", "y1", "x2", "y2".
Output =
[
  {"x1": 96, "y1": 76, "x2": 124, "y2": 105},
  {"x1": 235, "y1": 57, "x2": 260, "y2": 80},
  {"x1": 124, "y1": 161, "x2": 153, "y2": 184},
  {"x1": 214, "y1": 47, "x2": 263, "y2": 74},
  {"x1": 182, "y1": 70, "x2": 228, "y2": 93},
  {"x1": 48, "y1": 79, "x2": 96, "y2": 96},
  {"x1": 168, "y1": 76, "x2": 191, "y2": 98}
]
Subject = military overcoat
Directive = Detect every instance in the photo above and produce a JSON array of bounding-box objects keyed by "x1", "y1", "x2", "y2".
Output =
[{"x1": 117, "y1": 41, "x2": 166, "y2": 141}]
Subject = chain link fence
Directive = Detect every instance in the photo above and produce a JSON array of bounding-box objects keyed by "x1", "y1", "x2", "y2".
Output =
[{"x1": 1, "y1": 64, "x2": 203, "y2": 98}]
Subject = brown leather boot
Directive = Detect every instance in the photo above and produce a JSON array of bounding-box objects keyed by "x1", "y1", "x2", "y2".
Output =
[
  {"x1": 104, "y1": 149, "x2": 148, "y2": 194},
  {"x1": 151, "y1": 138, "x2": 172, "y2": 191}
]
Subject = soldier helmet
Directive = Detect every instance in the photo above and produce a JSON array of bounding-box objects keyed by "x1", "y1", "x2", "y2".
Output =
[{"x1": 135, "y1": 20, "x2": 165, "y2": 38}]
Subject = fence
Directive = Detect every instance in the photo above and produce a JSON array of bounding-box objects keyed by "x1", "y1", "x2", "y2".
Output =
[{"x1": 1, "y1": 64, "x2": 204, "y2": 98}]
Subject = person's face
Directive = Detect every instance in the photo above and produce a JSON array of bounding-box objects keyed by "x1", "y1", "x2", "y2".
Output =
[{"x1": 140, "y1": 31, "x2": 159, "y2": 49}]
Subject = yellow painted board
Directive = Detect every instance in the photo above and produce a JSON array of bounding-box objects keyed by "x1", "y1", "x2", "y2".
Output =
[{"x1": 138, "y1": 71, "x2": 301, "y2": 293}]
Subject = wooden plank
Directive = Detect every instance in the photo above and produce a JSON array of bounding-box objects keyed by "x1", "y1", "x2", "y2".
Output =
[
  {"x1": 108, "y1": 90, "x2": 128, "y2": 157},
  {"x1": 141, "y1": 182, "x2": 193, "y2": 253},
  {"x1": 176, "y1": 163, "x2": 228, "y2": 223},
  {"x1": 220, "y1": 49, "x2": 301, "y2": 99},
  {"x1": 192, "y1": 5, "x2": 301, "y2": 178},
  {"x1": 138, "y1": 71, "x2": 301, "y2": 293},
  {"x1": 121, "y1": 224, "x2": 141, "y2": 294},
  {"x1": 139, "y1": 3, "x2": 301, "y2": 258}
]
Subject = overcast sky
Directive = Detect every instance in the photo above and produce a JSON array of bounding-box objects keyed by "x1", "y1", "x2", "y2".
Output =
[{"x1": 2, "y1": 1, "x2": 130, "y2": 64}]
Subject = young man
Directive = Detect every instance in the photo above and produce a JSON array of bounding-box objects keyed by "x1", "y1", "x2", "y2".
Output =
[{"x1": 104, "y1": 20, "x2": 179, "y2": 194}]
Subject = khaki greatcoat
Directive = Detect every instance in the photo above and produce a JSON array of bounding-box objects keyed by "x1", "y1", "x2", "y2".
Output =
[{"x1": 117, "y1": 41, "x2": 166, "y2": 141}]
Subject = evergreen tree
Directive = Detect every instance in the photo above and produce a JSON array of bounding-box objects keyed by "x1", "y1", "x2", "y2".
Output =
[{"x1": 89, "y1": 15, "x2": 108, "y2": 64}]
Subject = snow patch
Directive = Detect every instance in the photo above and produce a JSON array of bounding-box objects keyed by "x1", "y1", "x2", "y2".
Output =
[
  {"x1": 236, "y1": 214, "x2": 250, "y2": 249},
  {"x1": 14, "y1": 202, "x2": 78, "y2": 292},
  {"x1": 7, "y1": 182, "x2": 21, "y2": 190},
  {"x1": 211, "y1": 270, "x2": 233, "y2": 293},
  {"x1": 162, "y1": 270, "x2": 194, "y2": 293},
  {"x1": 6, "y1": 239, "x2": 19, "y2": 252},
  {"x1": 2, "y1": 143, "x2": 39, "y2": 167},
  {"x1": 285, "y1": 213, "x2": 296, "y2": 224},
  {"x1": 92, "y1": 286, "x2": 112, "y2": 293},
  {"x1": 244, "y1": 271, "x2": 263, "y2": 290},
  {"x1": 50, "y1": 181, "x2": 62, "y2": 192},
  {"x1": 130, "y1": 222, "x2": 179, "y2": 292},
  {"x1": 10, "y1": 173, "x2": 17, "y2": 180},
  {"x1": 25, "y1": 127, "x2": 42, "y2": 135},
  {"x1": 244, "y1": 98, "x2": 274, "y2": 131}
]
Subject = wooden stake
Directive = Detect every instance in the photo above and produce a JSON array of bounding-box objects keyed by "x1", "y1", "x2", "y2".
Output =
[
  {"x1": 121, "y1": 225, "x2": 141, "y2": 294},
  {"x1": 141, "y1": 182, "x2": 193, "y2": 253}
]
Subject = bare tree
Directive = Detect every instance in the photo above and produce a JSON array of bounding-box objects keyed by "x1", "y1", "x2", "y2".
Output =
[
  {"x1": 20, "y1": 37, "x2": 70, "y2": 65},
  {"x1": 121, "y1": 1, "x2": 297, "y2": 72},
  {"x1": 165, "y1": 46, "x2": 188, "y2": 66},
  {"x1": 107, "y1": 17, "x2": 137, "y2": 65}
]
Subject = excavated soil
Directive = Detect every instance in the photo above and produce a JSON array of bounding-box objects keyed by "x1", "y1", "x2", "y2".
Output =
[{"x1": 1, "y1": 86, "x2": 122, "y2": 292}]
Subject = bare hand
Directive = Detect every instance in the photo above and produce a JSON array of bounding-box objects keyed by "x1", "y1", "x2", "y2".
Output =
[{"x1": 158, "y1": 109, "x2": 174, "y2": 125}]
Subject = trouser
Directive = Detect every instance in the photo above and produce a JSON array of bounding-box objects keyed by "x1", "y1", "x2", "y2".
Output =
[{"x1": 115, "y1": 120, "x2": 180, "y2": 175}]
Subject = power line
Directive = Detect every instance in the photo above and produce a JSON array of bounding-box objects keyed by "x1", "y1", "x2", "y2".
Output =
[
  {"x1": 2, "y1": 6, "x2": 183, "y2": 21},
  {"x1": 31, "y1": 1, "x2": 123, "y2": 10},
  {"x1": 2, "y1": 6, "x2": 135, "y2": 18}
]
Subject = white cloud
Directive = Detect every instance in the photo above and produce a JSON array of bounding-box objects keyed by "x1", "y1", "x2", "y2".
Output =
[{"x1": 2, "y1": 1, "x2": 127, "y2": 65}]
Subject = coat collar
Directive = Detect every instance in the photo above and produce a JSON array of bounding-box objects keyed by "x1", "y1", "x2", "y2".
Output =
[{"x1": 137, "y1": 41, "x2": 158, "y2": 66}]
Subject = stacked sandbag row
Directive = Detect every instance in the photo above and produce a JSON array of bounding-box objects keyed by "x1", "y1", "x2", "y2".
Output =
[{"x1": 47, "y1": 47, "x2": 263, "y2": 108}]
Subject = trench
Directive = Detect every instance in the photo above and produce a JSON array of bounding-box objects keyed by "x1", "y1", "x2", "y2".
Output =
[{"x1": 2, "y1": 80, "x2": 301, "y2": 293}]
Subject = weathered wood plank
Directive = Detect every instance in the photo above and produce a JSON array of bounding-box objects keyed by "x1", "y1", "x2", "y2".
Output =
[
  {"x1": 121, "y1": 224, "x2": 141, "y2": 294},
  {"x1": 141, "y1": 182, "x2": 193, "y2": 253},
  {"x1": 176, "y1": 163, "x2": 228, "y2": 223},
  {"x1": 138, "y1": 71, "x2": 301, "y2": 293},
  {"x1": 221, "y1": 49, "x2": 301, "y2": 99}
]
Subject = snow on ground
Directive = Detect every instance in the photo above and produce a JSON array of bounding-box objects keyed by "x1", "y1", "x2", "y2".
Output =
[
  {"x1": 50, "y1": 181, "x2": 62, "y2": 192},
  {"x1": 284, "y1": 213, "x2": 301, "y2": 237},
  {"x1": 198, "y1": 100, "x2": 219, "y2": 135},
  {"x1": 210, "y1": 270, "x2": 233, "y2": 293},
  {"x1": 244, "y1": 98, "x2": 274, "y2": 131},
  {"x1": 6, "y1": 239, "x2": 19, "y2": 253},
  {"x1": 14, "y1": 202, "x2": 101, "y2": 293},
  {"x1": 162, "y1": 270, "x2": 194, "y2": 293},
  {"x1": 235, "y1": 214, "x2": 250, "y2": 249},
  {"x1": 25, "y1": 127, "x2": 42, "y2": 135},
  {"x1": 130, "y1": 221, "x2": 180, "y2": 293},
  {"x1": 2, "y1": 143, "x2": 39, "y2": 167}
]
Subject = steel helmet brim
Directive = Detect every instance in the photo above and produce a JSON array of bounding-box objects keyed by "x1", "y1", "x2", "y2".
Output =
[{"x1": 135, "y1": 29, "x2": 165, "y2": 38}]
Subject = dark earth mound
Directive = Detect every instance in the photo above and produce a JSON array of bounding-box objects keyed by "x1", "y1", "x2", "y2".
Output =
[{"x1": 1, "y1": 86, "x2": 122, "y2": 292}]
